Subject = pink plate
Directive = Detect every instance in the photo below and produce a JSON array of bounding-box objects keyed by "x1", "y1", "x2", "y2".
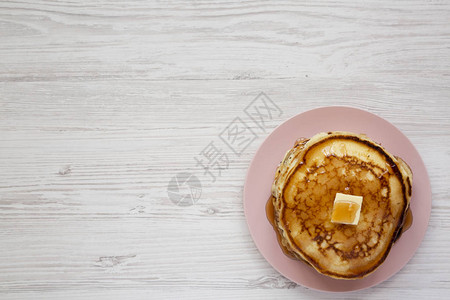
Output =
[{"x1": 243, "y1": 106, "x2": 431, "y2": 292}]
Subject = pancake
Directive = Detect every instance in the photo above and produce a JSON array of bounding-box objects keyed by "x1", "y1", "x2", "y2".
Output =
[{"x1": 270, "y1": 131, "x2": 413, "y2": 279}]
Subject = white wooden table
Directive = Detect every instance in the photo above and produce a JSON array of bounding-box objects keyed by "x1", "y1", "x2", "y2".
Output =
[{"x1": 1, "y1": 1, "x2": 450, "y2": 299}]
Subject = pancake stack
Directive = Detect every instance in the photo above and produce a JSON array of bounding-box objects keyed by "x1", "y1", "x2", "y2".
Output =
[{"x1": 270, "y1": 131, "x2": 413, "y2": 279}]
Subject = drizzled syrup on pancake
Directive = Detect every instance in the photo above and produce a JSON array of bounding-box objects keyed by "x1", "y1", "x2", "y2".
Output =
[{"x1": 267, "y1": 194, "x2": 412, "y2": 262}]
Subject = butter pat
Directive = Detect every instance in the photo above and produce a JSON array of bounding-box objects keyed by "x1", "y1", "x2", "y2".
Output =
[{"x1": 331, "y1": 193, "x2": 363, "y2": 225}]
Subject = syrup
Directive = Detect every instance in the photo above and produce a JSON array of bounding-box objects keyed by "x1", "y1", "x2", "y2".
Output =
[
  {"x1": 267, "y1": 195, "x2": 413, "y2": 247},
  {"x1": 394, "y1": 208, "x2": 413, "y2": 242},
  {"x1": 265, "y1": 195, "x2": 296, "y2": 259}
]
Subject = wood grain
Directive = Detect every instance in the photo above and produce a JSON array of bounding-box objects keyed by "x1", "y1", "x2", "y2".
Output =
[{"x1": 1, "y1": 0, "x2": 450, "y2": 299}]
